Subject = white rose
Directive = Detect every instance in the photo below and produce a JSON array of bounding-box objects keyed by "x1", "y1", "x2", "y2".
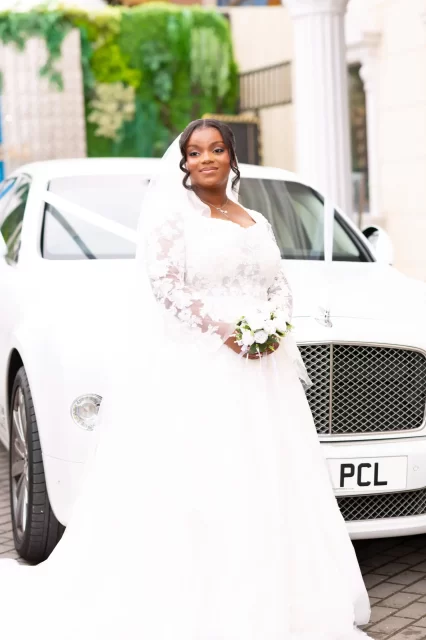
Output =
[
  {"x1": 263, "y1": 320, "x2": 277, "y2": 335},
  {"x1": 246, "y1": 312, "x2": 267, "y2": 332},
  {"x1": 254, "y1": 330, "x2": 269, "y2": 344},
  {"x1": 241, "y1": 330, "x2": 255, "y2": 347},
  {"x1": 274, "y1": 311, "x2": 290, "y2": 333}
]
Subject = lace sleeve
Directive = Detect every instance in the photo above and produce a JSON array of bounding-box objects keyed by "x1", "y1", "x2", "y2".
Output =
[
  {"x1": 267, "y1": 264, "x2": 293, "y2": 321},
  {"x1": 265, "y1": 221, "x2": 293, "y2": 321},
  {"x1": 146, "y1": 209, "x2": 235, "y2": 349}
]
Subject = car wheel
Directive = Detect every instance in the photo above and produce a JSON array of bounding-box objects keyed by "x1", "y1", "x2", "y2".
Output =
[{"x1": 9, "y1": 366, "x2": 65, "y2": 563}]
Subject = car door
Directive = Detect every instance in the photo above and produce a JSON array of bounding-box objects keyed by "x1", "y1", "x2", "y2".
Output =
[{"x1": 0, "y1": 174, "x2": 32, "y2": 444}]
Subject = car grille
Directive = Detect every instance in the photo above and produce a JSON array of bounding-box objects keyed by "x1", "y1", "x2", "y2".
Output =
[
  {"x1": 299, "y1": 344, "x2": 426, "y2": 435},
  {"x1": 337, "y1": 488, "x2": 426, "y2": 521}
]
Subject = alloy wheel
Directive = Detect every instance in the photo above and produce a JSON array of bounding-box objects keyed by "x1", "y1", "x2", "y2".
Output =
[{"x1": 10, "y1": 387, "x2": 29, "y2": 540}]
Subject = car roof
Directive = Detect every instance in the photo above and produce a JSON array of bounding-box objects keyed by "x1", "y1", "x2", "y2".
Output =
[{"x1": 11, "y1": 157, "x2": 310, "y2": 187}]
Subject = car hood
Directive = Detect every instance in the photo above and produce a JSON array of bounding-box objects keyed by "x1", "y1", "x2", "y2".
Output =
[
  {"x1": 32, "y1": 258, "x2": 426, "y2": 327},
  {"x1": 284, "y1": 261, "x2": 426, "y2": 322}
]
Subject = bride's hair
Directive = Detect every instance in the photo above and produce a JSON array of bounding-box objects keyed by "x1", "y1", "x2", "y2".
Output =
[{"x1": 179, "y1": 119, "x2": 241, "y2": 192}]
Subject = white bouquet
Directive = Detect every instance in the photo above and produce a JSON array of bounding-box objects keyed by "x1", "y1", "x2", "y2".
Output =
[{"x1": 234, "y1": 305, "x2": 293, "y2": 357}]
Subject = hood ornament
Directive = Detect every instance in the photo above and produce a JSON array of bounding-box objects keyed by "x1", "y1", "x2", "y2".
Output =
[{"x1": 315, "y1": 305, "x2": 333, "y2": 328}]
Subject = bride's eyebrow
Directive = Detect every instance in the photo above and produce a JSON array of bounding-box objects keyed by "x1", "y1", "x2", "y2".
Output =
[
  {"x1": 188, "y1": 140, "x2": 225, "y2": 151},
  {"x1": 187, "y1": 141, "x2": 225, "y2": 150}
]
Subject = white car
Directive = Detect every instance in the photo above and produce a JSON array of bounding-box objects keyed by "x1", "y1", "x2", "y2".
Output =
[{"x1": 1, "y1": 158, "x2": 426, "y2": 562}]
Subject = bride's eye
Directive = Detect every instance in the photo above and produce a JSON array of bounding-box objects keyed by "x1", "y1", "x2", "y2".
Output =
[
  {"x1": 188, "y1": 151, "x2": 199, "y2": 157},
  {"x1": 215, "y1": 148, "x2": 225, "y2": 154}
]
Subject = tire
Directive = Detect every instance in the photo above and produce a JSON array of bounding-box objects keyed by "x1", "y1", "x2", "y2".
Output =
[{"x1": 9, "y1": 366, "x2": 65, "y2": 563}]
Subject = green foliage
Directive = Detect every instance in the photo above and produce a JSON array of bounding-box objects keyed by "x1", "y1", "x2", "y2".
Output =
[
  {"x1": 0, "y1": 8, "x2": 73, "y2": 89},
  {"x1": 0, "y1": 4, "x2": 239, "y2": 157},
  {"x1": 91, "y1": 44, "x2": 142, "y2": 88}
]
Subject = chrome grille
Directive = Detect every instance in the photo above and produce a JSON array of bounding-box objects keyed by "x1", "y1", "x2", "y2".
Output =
[
  {"x1": 299, "y1": 344, "x2": 426, "y2": 435},
  {"x1": 337, "y1": 488, "x2": 426, "y2": 521}
]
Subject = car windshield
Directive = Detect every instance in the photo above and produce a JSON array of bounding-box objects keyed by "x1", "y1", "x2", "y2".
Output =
[{"x1": 42, "y1": 174, "x2": 371, "y2": 261}]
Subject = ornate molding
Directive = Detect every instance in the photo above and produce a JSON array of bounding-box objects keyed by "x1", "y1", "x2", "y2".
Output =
[
  {"x1": 284, "y1": 0, "x2": 349, "y2": 18},
  {"x1": 347, "y1": 30, "x2": 381, "y2": 68}
]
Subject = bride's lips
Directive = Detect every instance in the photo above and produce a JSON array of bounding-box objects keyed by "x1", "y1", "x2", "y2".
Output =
[{"x1": 200, "y1": 167, "x2": 218, "y2": 173}]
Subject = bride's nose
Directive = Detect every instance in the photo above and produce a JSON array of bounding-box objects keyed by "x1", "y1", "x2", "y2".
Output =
[{"x1": 201, "y1": 151, "x2": 214, "y2": 163}]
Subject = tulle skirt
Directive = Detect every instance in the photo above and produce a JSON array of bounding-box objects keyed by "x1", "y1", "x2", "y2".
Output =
[{"x1": 0, "y1": 305, "x2": 371, "y2": 639}]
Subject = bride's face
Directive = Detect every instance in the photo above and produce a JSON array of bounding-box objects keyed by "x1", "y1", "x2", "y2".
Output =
[{"x1": 185, "y1": 127, "x2": 231, "y2": 191}]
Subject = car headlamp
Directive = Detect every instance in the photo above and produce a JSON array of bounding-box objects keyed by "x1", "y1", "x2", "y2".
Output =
[{"x1": 71, "y1": 394, "x2": 102, "y2": 431}]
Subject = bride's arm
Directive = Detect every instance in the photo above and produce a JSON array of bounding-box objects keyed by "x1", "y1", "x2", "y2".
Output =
[
  {"x1": 265, "y1": 222, "x2": 293, "y2": 321},
  {"x1": 267, "y1": 265, "x2": 293, "y2": 321},
  {"x1": 146, "y1": 210, "x2": 235, "y2": 349}
]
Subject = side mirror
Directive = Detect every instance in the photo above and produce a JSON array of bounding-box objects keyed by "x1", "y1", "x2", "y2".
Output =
[
  {"x1": 0, "y1": 234, "x2": 7, "y2": 258},
  {"x1": 362, "y1": 225, "x2": 394, "y2": 265}
]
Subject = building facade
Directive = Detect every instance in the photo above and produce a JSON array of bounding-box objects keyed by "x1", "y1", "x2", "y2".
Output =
[
  {"x1": 226, "y1": 0, "x2": 426, "y2": 279},
  {"x1": 0, "y1": 0, "x2": 425, "y2": 279}
]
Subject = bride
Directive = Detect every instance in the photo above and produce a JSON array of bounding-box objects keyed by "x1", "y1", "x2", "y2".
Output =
[{"x1": 0, "y1": 119, "x2": 371, "y2": 639}]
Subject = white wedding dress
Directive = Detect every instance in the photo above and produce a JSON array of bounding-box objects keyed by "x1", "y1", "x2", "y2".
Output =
[{"x1": 0, "y1": 193, "x2": 371, "y2": 638}]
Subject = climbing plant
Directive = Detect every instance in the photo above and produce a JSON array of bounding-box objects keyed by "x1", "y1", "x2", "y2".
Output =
[{"x1": 0, "y1": 4, "x2": 239, "y2": 157}]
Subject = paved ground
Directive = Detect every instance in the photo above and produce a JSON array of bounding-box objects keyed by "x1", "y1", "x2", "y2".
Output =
[
  {"x1": 4, "y1": 444, "x2": 426, "y2": 638},
  {"x1": 0, "y1": 445, "x2": 19, "y2": 561}
]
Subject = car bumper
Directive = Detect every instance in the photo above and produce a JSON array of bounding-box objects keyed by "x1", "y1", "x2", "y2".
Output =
[
  {"x1": 49, "y1": 435, "x2": 426, "y2": 534},
  {"x1": 322, "y1": 437, "x2": 426, "y2": 539},
  {"x1": 43, "y1": 454, "x2": 86, "y2": 526}
]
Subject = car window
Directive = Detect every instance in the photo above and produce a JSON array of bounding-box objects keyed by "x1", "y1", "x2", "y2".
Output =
[
  {"x1": 42, "y1": 174, "x2": 372, "y2": 261},
  {"x1": 239, "y1": 179, "x2": 369, "y2": 261},
  {"x1": 0, "y1": 178, "x2": 17, "y2": 226},
  {"x1": 42, "y1": 175, "x2": 149, "y2": 260},
  {"x1": 0, "y1": 176, "x2": 31, "y2": 263}
]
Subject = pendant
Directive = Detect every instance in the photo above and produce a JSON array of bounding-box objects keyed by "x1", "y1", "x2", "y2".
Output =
[{"x1": 218, "y1": 208, "x2": 228, "y2": 215}]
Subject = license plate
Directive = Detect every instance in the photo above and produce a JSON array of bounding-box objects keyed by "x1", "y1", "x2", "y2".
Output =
[{"x1": 327, "y1": 456, "x2": 408, "y2": 493}]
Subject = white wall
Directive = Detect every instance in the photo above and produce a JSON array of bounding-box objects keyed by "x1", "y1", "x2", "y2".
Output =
[
  {"x1": 373, "y1": 0, "x2": 426, "y2": 279},
  {"x1": 259, "y1": 104, "x2": 295, "y2": 170},
  {"x1": 0, "y1": 30, "x2": 86, "y2": 173},
  {"x1": 228, "y1": 1, "x2": 426, "y2": 280},
  {"x1": 224, "y1": 6, "x2": 296, "y2": 170},
  {"x1": 223, "y1": 6, "x2": 293, "y2": 72}
]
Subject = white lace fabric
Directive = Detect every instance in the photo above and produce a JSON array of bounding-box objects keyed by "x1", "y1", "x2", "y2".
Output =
[
  {"x1": 0, "y1": 134, "x2": 371, "y2": 640},
  {"x1": 146, "y1": 206, "x2": 293, "y2": 351}
]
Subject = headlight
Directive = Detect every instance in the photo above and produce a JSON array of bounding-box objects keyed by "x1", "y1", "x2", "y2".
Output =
[{"x1": 71, "y1": 394, "x2": 102, "y2": 431}]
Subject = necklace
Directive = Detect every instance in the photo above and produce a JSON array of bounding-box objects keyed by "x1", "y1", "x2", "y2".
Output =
[{"x1": 201, "y1": 197, "x2": 230, "y2": 218}]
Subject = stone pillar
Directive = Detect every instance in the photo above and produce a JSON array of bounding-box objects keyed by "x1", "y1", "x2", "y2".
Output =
[
  {"x1": 358, "y1": 32, "x2": 381, "y2": 219},
  {"x1": 285, "y1": 0, "x2": 353, "y2": 216}
]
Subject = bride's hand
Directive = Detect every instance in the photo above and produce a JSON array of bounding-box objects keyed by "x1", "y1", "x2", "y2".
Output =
[
  {"x1": 225, "y1": 335, "x2": 243, "y2": 355},
  {"x1": 225, "y1": 336, "x2": 279, "y2": 359},
  {"x1": 247, "y1": 341, "x2": 280, "y2": 359}
]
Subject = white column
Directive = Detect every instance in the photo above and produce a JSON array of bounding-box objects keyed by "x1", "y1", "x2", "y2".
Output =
[
  {"x1": 358, "y1": 32, "x2": 381, "y2": 219},
  {"x1": 285, "y1": 0, "x2": 353, "y2": 216}
]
